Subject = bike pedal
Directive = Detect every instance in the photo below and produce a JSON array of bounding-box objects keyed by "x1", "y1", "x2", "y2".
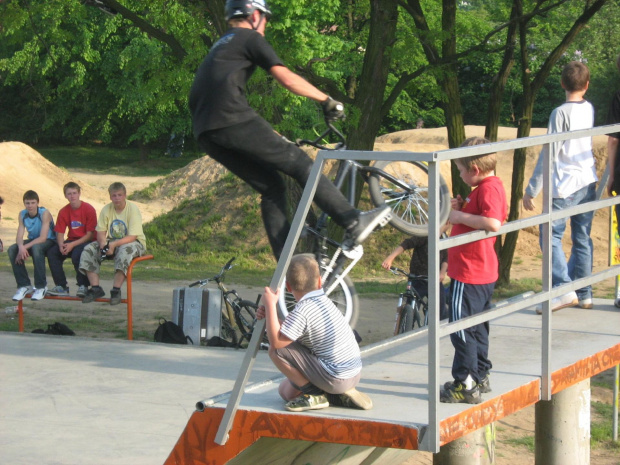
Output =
[{"x1": 342, "y1": 244, "x2": 364, "y2": 259}]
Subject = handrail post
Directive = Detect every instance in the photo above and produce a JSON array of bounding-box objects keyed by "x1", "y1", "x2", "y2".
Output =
[
  {"x1": 125, "y1": 254, "x2": 154, "y2": 340},
  {"x1": 18, "y1": 299, "x2": 24, "y2": 333}
]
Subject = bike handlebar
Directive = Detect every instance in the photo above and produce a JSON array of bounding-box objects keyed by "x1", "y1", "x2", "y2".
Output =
[
  {"x1": 388, "y1": 266, "x2": 428, "y2": 282},
  {"x1": 189, "y1": 257, "x2": 236, "y2": 287},
  {"x1": 296, "y1": 120, "x2": 346, "y2": 151}
]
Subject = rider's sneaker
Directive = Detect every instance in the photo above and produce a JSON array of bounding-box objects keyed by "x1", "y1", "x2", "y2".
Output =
[
  {"x1": 344, "y1": 206, "x2": 392, "y2": 248},
  {"x1": 12, "y1": 286, "x2": 32, "y2": 301},
  {"x1": 285, "y1": 394, "x2": 329, "y2": 412},
  {"x1": 440, "y1": 380, "x2": 482, "y2": 404},
  {"x1": 326, "y1": 388, "x2": 373, "y2": 410},
  {"x1": 478, "y1": 374, "x2": 492, "y2": 394},
  {"x1": 48, "y1": 285, "x2": 70, "y2": 296},
  {"x1": 31, "y1": 287, "x2": 48, "y2": 301},
  {"x1": 76, "y1": 285, "x2": 88, "y2": 298}
]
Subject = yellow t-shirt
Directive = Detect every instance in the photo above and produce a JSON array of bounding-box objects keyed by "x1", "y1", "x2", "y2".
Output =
[{"x1": 96, "y1": 200, "x2": 147, "y2": 249}]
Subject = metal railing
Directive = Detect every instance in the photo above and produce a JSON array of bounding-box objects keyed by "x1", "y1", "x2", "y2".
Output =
[{"x1": 215, "y1": 123, "x2": 620, "y2": 452}]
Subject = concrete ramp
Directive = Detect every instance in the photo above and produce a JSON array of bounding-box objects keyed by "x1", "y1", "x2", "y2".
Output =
[
  {"x1": 165, "y1": 300, "x2": 619, "y2": 465},
  {"x1": 1, "y1": 300, "x2": 618, "y2": 465}
]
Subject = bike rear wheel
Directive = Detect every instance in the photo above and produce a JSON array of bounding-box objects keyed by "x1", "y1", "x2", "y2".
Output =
[
  {"x1": 278, "y1": 274, "x2": 359, "y2": 329},
  {"x1": 220, "y1": 315, "x2": 239, "y2": 346},
  {"x1": 367, "y1": 159, "x2": 450, "y2": 236}
]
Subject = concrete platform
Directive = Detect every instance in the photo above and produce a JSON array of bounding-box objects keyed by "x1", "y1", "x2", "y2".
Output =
[{"x1": 1, "y1": 299, "x2": 619, "y2": 465}]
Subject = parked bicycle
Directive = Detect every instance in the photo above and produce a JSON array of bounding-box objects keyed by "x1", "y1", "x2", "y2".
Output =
[
  {"x1": 388, "y1": 266, "x2": 430, "y2": 334},
  {"x1": 278, "y1": 120, "x2": 450, "y2": 328},
  {"x1": 189, "y1": 257, "x2": 267, "y2": 349}
]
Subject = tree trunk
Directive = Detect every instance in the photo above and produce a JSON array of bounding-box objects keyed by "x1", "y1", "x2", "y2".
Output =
[
  {"x1": 485, "y1": 0, "x2": 518, "y2": 142},
  {"x1": 348, "y1": 0, "x2": 399, "y2": 151}
]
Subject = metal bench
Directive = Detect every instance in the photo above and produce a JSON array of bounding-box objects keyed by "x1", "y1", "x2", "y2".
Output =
[{"x1": 16, "y1": 254, "x2": 154, "y2": 340}]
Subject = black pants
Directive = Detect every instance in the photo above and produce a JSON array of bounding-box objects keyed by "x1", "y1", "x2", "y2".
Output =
[
  {"x1": 448, "y1": 279, "x2": 495, "y2": 384},
  {"x1": 198, "y1": 117, "x2": 357, "y2": 259},
  {"x1": 47, "y1": 241, "x2": 90, "y2": 288}
]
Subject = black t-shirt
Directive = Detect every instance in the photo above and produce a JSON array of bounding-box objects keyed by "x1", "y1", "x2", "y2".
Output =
[
  {"x1": 606, "y1": 90, "x2": 620, "y2": 192},
  {"x1": 400, "y1": 235, "x2": 448, "y2": 276},
  {"x1": 189, "y1": 27, "x2": 284, "y2": 136}
]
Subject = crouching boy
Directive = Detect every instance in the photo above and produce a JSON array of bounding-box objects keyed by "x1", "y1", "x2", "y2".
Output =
[{"x1": 258, "y1": 254, "x2": 372, "y2": 412}]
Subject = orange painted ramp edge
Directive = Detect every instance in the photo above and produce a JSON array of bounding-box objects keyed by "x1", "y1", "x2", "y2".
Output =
[{"x1": 164, "y1": 408, "x2": 419, "y2": 465}]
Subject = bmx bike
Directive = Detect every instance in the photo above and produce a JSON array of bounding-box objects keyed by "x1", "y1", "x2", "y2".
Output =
[{"x1": 277, "y1": 120, "x2": 450, "y2": 328}]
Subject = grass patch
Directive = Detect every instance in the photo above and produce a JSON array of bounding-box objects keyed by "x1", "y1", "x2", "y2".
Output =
[
  {"x1": 591, "y1": 401, "x2": 620, "y2": 450},
  {"x1": 494, "y1": 278, "x2": 542, "y2": 299},
  {"x1": 37, "y1": 146, "x2": 201, "y2": 176},
  {"x1": 504, "y1": 436, "x2": 535, "y2": 452}
]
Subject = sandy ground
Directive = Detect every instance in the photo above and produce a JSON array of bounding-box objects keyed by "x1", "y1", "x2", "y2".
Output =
[{"x1": 0, "y1": 129, "x2": 618, "y2": 464}]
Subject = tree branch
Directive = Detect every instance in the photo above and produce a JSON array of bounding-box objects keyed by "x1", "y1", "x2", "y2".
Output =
[{"x1": 83, "y1": 0, "x2": 188, "y2": 61}]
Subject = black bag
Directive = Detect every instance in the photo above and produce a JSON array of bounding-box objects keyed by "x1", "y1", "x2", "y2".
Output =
[
  {"x1": 32, "y1": 322, "x2": 75, "y2": 336},
  {"x1": 154, "y1": 318, "x2": 193, "y2": 345},
  {"x1": 206, "y1": 336, "x2": 237, "y2": 348}
]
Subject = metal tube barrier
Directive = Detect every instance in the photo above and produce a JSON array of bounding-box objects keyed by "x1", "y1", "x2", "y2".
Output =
[
  {"x1": 16, "y1": 254, "x2": 153, "y2": 340},
  {"x1": 215, "y1": 123, "x2": 620, "y2": 452}
]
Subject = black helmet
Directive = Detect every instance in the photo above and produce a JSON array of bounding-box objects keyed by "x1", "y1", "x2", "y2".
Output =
[{"x1": 225, "y1": 0, "x2": 272, "y2": 21}]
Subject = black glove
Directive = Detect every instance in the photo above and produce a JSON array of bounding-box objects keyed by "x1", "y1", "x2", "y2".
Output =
[{"x1": 321, "y1": 96, "x2": 345, "y2": 121}]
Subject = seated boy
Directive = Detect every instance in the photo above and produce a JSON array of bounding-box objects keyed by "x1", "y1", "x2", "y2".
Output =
[
  {"x1": 9, "y1": 190, "x2": 56, "y2": 301},
  {"x1": 79, "y1": 182, "x2": 146, "y2": 305},
  {"x1": 46, "y1": 182, "x2": 97, "y2": 297},
  {"x1": 258, "y1": 254, "x2": 372, "y2": 412}
]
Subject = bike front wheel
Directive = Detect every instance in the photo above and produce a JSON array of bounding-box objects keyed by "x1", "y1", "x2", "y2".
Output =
[
  {"x1": 278, "y1": 274, "x2": 359, "y2": 329},
  {"x1": 367, "y1": 159, "x2": 450, "y2": 236},
  {"x1": 395, "y1": 304, "x2": 415, "y2": 335}
]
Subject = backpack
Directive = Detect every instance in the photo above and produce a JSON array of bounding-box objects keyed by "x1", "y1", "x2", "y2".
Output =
[
  {"x1": 32, "y1": 322, "x2": 75, "y2": 336},
  {"x1": 154, "y1": 318, "x2": 193, "y2": 345}
]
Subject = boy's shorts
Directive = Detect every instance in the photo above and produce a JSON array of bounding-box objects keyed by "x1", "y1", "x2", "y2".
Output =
[
  {"x1": 79, "y1": 241, "x2": 145, "y2": 276},
  {"x1": 274, "y1": 341, "x2": 360, "y2": 394}
]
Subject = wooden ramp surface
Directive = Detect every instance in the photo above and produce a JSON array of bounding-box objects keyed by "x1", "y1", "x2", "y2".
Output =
[{"x1": 165, "y1": 299, "x2": 620, "y2": 465}]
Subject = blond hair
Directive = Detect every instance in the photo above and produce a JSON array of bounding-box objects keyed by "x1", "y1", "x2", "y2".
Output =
[
  {"x1": 456, "y1": 137, "x2": 497, "y2": 174},
  {"x1": 286, "y1": 254, "x2": 320, "y2": 294},
  {"x1": 108, "y1": 182, "x2": 126, "y2": 194}
]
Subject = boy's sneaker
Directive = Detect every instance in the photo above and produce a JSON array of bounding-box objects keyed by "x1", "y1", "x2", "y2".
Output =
[
  {"x1": 12, "y1": 286, "x2": 32, "y2": 301},
  {"x1": 109, "y1": 289, "x2": 122, "y2": 306},
  {"x1": 578, "y1": 298, "x2": 593, "y2": 309},
  {"x1": 82, "y1": 287, "x2": 105, "y2": 303},
  {"x1": 344, "y1": 206, "x2": 392, "y2": 248},
  {"x1": 478, "y1": 375, "x2": 492, "y2": 394},
  {"x1": 76, "y1": 285, "x2": 88, "y2": 298},
  {"x1": 440, "y1": 380, "x2": 482, "y2": 404},
  {"x1": 285, "y1": 394, "x2": 329, "y2": 412},
  {"x1": 31, "y1": 287, "x2": 47, "y2": 301},
  {"x1": 535, "y1": 291, "x2": 578, "y2": 314},
  {"x1": 326, "y1": 388, "x2": 373, "y2": 410},
  {"x1": 48, "y1": 285, "x2": 70, "y2": 296}
]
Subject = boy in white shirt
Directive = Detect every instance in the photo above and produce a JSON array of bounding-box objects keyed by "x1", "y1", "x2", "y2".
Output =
[
  {"x1": 523, "y1": 61, "x2": 597, "y2": 312},
  {"x1": 258, "y1": 254, "x2": 372, "y2": 412}
]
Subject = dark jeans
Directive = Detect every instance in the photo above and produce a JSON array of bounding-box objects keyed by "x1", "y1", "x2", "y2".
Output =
[
  {"x1": 8, "y1": 239, "x2": 55, "y2": 289},
  {"x1": 46, "y1": 241, "x2": 90, "y2": 288},
  {"x1": 449, "y1": 279, "x2": 495, "y2": 384},
  {"x1": 198, "y1": 117, "x2": 358, "y2": 259}
]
